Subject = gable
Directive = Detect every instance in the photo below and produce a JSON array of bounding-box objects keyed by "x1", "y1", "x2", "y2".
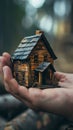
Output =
[
  {"x1": 40, "y1": 34, "x2": 57, "y2": 60},
  {"x1": 29, "y1": 39, "x2": 51, "y2": 58}
]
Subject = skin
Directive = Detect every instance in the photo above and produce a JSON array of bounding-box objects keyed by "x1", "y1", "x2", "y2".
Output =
[{"x1": 0, "y1": 52, "x2": 73, "y2": 121}]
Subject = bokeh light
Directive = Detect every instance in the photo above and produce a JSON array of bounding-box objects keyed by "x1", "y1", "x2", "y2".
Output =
[
  {"x1": 28, "y1": 0, "x2": 45, "y2": 8},
  {"x1": 39, "y1": 15, "x2": 53, "y2": 32},
  {"x1": 25, "y1": 2, "x2": 37, "y2": 16},
  {"x1": 54, "y1": 0, "x2": 71, "y2": 17}
]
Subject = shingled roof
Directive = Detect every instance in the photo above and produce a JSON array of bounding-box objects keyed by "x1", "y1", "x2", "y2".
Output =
[
  {"x1": 12, "y1": 33, "x2": 57, "y2": 61},
  {"x1": 35, "y1": 62, "x2": 55, "y2": 72}
]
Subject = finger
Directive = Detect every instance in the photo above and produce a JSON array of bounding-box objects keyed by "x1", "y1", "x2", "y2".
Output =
[
  {"x1": 0, "y1": 55, "x2": 11, "y2": 69},
  {"x1": 0, "y1": 56, "x2": 7, "y2": 66},
  {"x1": 0, "y1": 52, "x2": 12, "y2": 78},
  {"x1": 2, "y1": 52, "x2": 11, "y2": 60},
  {"x1": 54, "y1": 71, "x2": 66, "y2": 80},
  {"x1": 0, "y1": 56, "x2": 8, "y2": 73},
  {"x1": 3, "y1": 66, "x2": 31, "y2": 102},
  {"x1": 3, "y1": 66, "x2": 20, "y2": 93},
  {"x1": 3, "y1": 66, "x2": 13, "y2": 80},
  {"x1": 3, "y1": 66, "x2": 14, "y2": 91},
  {"x1": 2, "y1": 52, "x2": 11, "y2": 66},
  {"x1": 58, "y1": 81, "x2": 73, "y2": 88}
]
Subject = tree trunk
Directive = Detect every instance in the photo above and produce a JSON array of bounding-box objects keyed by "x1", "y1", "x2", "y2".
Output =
[{"x1": 4, "y1": 109, "x2": 64, "y2": 130}]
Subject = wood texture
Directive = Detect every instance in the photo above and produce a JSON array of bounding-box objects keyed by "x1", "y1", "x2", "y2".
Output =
[{"x1": 12, "y1": 32, "x2": 57, "y2": 88}]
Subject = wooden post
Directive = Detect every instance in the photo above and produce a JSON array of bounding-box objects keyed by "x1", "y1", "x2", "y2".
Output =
[{"x1": 39, "y1": 72, "x2": 42, "y2": 85}]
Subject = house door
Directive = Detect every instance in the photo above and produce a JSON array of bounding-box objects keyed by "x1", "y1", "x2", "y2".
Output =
[
  {"x1": 34, "y1": 71, "x2": 39, "y2": 82},
  {"x1": 42, "y1": 69, "x2": 51, "y2": 85}
]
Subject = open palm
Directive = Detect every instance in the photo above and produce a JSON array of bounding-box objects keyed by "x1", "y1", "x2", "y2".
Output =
[{"x1": 0, "y1": 52, "x2": 73, "y2": 121}]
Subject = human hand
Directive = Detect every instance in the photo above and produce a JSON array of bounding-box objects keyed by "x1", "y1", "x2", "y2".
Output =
[
  {"x1": 0, "y1": 52, "x2": 73, "y2": 121},
  {"x1": 0, "y1": 52, "x2": 11, "y2": 82}
]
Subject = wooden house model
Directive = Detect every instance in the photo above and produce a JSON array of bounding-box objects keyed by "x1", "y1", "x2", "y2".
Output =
[{"x1": 11, "y1": 31, "x2": 57, "y2": 88}]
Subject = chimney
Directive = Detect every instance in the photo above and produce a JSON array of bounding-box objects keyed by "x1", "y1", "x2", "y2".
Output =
[{"x1": 35, "y1": 30, "x2": 44, "y2": 35}]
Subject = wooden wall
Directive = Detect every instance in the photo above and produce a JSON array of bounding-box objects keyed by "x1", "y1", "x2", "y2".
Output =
[
  {"x1": 13, "y1": 61, "x2": 29, "y2": 87},
  {"x1": 29, "y1": 40, "x2": 54, "y2": 85}
]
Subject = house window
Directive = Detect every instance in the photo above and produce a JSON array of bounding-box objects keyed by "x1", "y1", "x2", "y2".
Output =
[
  {"x1": 44, "y1": 54, "x2": 48, "y2": 61},
  {"x1": 34, "y1": 54, "x2": 38, "y2": 63},
  {"x1": 15, "y1": 72, "x2": 25, "y2": 82}
]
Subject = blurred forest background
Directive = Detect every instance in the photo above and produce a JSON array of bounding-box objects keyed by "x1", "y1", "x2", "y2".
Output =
[
  {"x1": 0, "y1": 0, "x2": 73, "y2": 72},
  {"x1": 0, "y1": 0, "x2": 73, "y2": 130}
]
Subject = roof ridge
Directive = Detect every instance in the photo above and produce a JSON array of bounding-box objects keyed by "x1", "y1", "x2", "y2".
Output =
[{"x1": 24, "y1": 33, "x2": 42, "y2": 39}]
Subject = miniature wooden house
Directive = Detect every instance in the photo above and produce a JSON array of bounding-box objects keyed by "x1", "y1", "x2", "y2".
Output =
[{"x1": 11, "y1": 31, "x2": 57, "y2": 88}]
